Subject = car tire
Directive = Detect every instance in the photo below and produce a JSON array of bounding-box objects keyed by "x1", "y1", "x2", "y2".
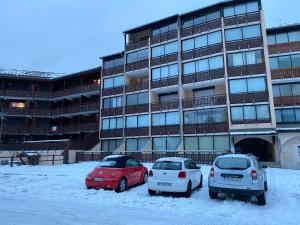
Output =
[
  {"x1": 142, "y1": 172, "x2": 148, "y2": 184},
  {"x1": 86, "y1": 186, "x2": 92, "y2": 189},
  {"x1": 184, "y1": 182, "x2": 192, "y2": 198},
  {"x1": 257, "y1": 192, "x2": 266, "y2": 205},
  {"x1": 148, "y1": 189, "x2": 156, "y2": 196},
  {"x1": 198, "y1": 174, "x2": 203, "y2": 188},
  {"x1": 209, "y1": 188, "x2": 218, "y2": 199},
  {"x1": 264, "y1": 181, "x2": 268, "y2": 192},
  {"x1": 116, "y1": 178, "x2": 127, "y2": 193}
]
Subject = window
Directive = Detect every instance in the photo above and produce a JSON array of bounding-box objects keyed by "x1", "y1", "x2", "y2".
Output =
[
  {"x1": 103, "y1": 96, "x2": 123, "y2": 109},
  {"x1": 153, "y1": 137, "x2": 181, "y2": 151},
  {"x1": 126, "y1": 92, "x2": 149, "y2": 106},
  {"x1": 152, "y1": 112, "x2": 180, "y2": 126},
  {"x1": 184, "y1": 136, "x2": 229, "y2": 151},
  {"x1": 126, "y1": 158, "x2": 140, "y2": 167},
  {"x1": 270, "y1": 54, "x2": 300, "y2": 70},
  {"x1": 184, "y1": 108, "x2": 227, "y2": 125},
  {"x1": 194, "y1": 88, "x2": 215, "y2": 98},
  {"x1": 229, "y1": 77, "x2": 266, "y2": 94},
  {"x1": 278, "y1": 56, "x2": 292, "y2": 69},
  {"x1": 267, "y1": 30, "x2": 300, "y2": 44},
  {"x1": 151, "y1": 64, "x2": 178, "y2": 80},
  {"x1": 225, "y1": 25, "x2": 261, "y2": 41},
  {"x1": 272, "y1": 83, "x2": 300, "y2": 97},
  {"x1": 181, "y1": 11, "x2": 220, "y2": 29},
  {"x1": 183, "y1": 55, "x2": 224, "y2": 75},
  {"x1": 227, "y1": 50, "x2": 262, "y2": 67},
  {"x1": 103, "y1": 75, "x2": 124, "y2": 89},
  {"x1": 276, "y1": 108, "x2": 300, "y2": 123},
  {"x1": 224, "y1": 2, "x2": 259, "y2": 17},
  {"x1": 102, "y1": 117, "x2": 123, "y2": 130},
  {"x1": 151, "y1": 41, "x2": 178, "y2": 58},
  {"x1": 103, "y1": 58, "x2": 124, "y2": 69},
  {"x1": 288, "y1": 31, "x2": 300, "y2": 42},
  {"x1": 126, "y1": 115, "x2": 149, "y2": 128},
  {"x1": 101, "y1": 139, "x2": 123, "y2": 152},
  {"x1": 276, "y1": 33, "x2": 289, "y2": 44},
  {"x1": 152, "y1": 22, "x2": 177, "y2": 36},
  {"x1": 126, "y1": 138, "x2": 149, "y2": 151},
  {"x1": 127, "y1": 49, "x2": 148, "y2": 63},
  {"x1": 231, "y1": 105, "x2": 270, "y2": 122}
]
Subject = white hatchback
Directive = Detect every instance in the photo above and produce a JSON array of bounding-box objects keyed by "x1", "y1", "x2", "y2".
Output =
[{"x1": 148, "y1": 157, "x2": 202, "y2": 198}]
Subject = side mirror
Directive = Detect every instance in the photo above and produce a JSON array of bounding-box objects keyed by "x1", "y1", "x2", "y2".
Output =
[{"x1": 261, "y1": 164, "x2": 268, "y2": 169}]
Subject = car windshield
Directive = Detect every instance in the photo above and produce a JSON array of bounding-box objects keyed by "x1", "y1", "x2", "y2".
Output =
[
  {"x1": 153, "y1": 161, "x2": 182, "y2": 170},
  {"x1": 216, "y1": 158, "x2": 250, "y2": 170},
  {"x1": 97, "y1": 159, "x2": 117, "y2": 168}
]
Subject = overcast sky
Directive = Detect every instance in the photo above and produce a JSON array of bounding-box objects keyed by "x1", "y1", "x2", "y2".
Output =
[{"x1": 0, "y1": 0, "x2": 299, "y2": 74}]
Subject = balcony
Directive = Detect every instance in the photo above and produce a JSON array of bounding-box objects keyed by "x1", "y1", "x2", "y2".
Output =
[
  {"x1": 52, "y1": 83, "x2": 100, "y2": 98},
  {"x1": 183, "y1": 122, "x2": 229, "y2": 134},
  {"x1": 125, "y1": 59, "x2": 149, "y2": 72},
  {"x1": 274, "y1": 95, "x2": 300, "y2": 107},
  {"x1": 124, "y1": 127, "x2": 149, "y2": 137},
  {"x1": 102, "y1": 86, "x2": 124, "y2": 96},
  {"x1": 231, "y1": 119, "x2": 271, "y2": 125},
  {"x1": 268, "y1": 41, "x2": 300, "y2": 55},
  {"x1": 51, "y1": 102, "x2": 99, "y2": 117},
  {"x1": 151, "y1": 30, "x2": 178, "y2": 45},
  {"x1": 100, "y1": 129, "x2": 123, "y2": 138},
  {"x1": 182, "y1": 69, "x2": 224, "y2": 84},
  {"x1": 126, "y1": 39, "x2": 149, "y2": 52},
  {"x1": 182, "y1": 95, "x2": 226, "y2": 109},
  {"x1": 125, "y1": 104, "x2": 148, "y2": 114},
  {"x1": 151, "y1": 53, "x2": 178, "y2": 67},
  {"x1": 181, "y1": 44, "x2": 223, "y2": 61},
  {"x1": 102, "y1": 65, "x2": 124, "y2": 77},
  {"x1": 224, "y1": 12, "x2": 260, "y2": 27},
  {"x1": 101, "y1": 107, "x2": 123, "y2": 117},
  {"x1": 181, "y1": 19, "x2": 222, "y2": 38},
  {"x1": 230, "y1": 92, "x2": 269, "y2": 104},
  {"x1": 0, "y1": 107, "x2": 50, "y2": 117},
  {"x1": 125, "y1": 81, "x2": 149, "y2": 93},
  {"x1": 151, "y1": 76, "x2": 178, "y2": 89},
  {"x1": 63, "y1": 123, "x2": 99, "y2": 133},
  {"x1": 151, "y1": 100, "x2": 179, "y2": 112},
  {"x1": 271, "y1": 67, "x2": 300, "y2": 80},
  {"x1": 0, "y1": 89, "x2": 51, "y2": 99},
  {"x1": 227, "y1": 64, "x2": 266, "y2": 77},
  {"x1": 226, "y1": 37, "x2": 263, "y2": 52},
  {"x1": 151, "y1": 125, "x2": 180, "y2": 135}
]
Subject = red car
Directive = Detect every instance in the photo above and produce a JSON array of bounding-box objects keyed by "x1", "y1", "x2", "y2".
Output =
[{"x1": 85, "y1": 155, "x2": 148, "y2": 192}]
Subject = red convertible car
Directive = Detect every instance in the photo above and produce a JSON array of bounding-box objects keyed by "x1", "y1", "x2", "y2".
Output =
[{"x1": 85, "y1": 155, "x2": 148, "y2": 192}]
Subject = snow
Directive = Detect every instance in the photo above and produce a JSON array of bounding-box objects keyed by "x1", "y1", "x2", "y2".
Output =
[{"x1": 0, "y1": 162, "x2": 300, "y2": 225}]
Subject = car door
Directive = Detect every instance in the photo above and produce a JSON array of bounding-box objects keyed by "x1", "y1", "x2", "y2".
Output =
[
  {"x1": 189, "y1": 160, "x2": 201, "y2": 188},
  {"x1": 184, "y1": 160, "x2": 198, "y2": 189},
  {"x1": 125, "y1": 158, "x2": 141, "y2": 185}
]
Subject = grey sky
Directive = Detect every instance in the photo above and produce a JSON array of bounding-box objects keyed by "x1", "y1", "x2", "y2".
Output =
[{"x1": 0, "y1": 0, "x2": 299, "y2": 74}]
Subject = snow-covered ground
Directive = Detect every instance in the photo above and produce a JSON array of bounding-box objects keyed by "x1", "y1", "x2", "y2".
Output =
[{"x1": 0, "y1": 162, "x2": 299, "y2": 225}]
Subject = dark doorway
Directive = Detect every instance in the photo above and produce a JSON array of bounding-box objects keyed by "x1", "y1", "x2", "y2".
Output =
[{"x1": 234, "y1": 138, "x2": 274, "y2": 162}]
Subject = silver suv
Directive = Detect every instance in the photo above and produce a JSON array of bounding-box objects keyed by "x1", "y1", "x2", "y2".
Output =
[{"x1": 208, "y1": 154, "x2": 268, "y2": 205}]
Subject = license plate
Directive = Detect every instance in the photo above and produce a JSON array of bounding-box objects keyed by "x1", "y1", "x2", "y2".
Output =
[
  {"x1": 224, "y1": 177, "x2": 241, "y2": 182},
  {"x1": 158, "y1": 182, "x2": 171, "y2": 187},
  {"x1": 93, "y1": 178, "x2": 103, "y2": 182}
]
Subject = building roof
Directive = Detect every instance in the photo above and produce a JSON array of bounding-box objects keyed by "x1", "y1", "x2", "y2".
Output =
[{"x1": 267, "y1": 23, "x2": 300, "y2": 34}]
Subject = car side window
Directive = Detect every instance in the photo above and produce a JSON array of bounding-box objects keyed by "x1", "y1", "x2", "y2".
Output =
[
  {"x1": 184, "y1": 160, "x2": 191, "y2": 169},
  {"x1": 189, "y1": 160, "x2": 198, "y2": 169},
  {"x1": 126, "y1": 158, "x2": 139, "y2": 167},
  {"x1": 252, "y1": 158, "x2": 260, "y2": 169}
]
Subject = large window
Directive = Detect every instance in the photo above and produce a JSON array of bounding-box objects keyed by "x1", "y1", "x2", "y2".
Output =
[
  {"x1": 152, "y1": 41, "x2": 178, "y2": 58},
  {"x1": 272, "y1": 83, "x2": 300, "y2": 97},
  {"x1": 126, "y1": 138, "x2": 149, "y2": 151},
  {"x1": 183, "y1": 55, "x2": 224, "y2": 75},
  {"x1": 182, "y1": 11, "x2": 220, "y2": 29},
  {"x1": 184, "y1": 135, "x2": 229, "y2": 151},
  {"x1": 103, "y1": 96, "x2": 123, "y2": 109},
  {"x1": 267, "y1": 31, "x2": 300, "y2": 45},
  {"x1": 101, "y1": 139, "x2": 123, "y2": 152},
  {"x1": 126, "y1": 115, "x2": 149, "y2": 128},
  {"x1": 224, "y1": 1, "x2": 259, "y2": 17},
  {"x1": 127, "y1": 49, "x2": 148, "y2": 64},
  {"x1": 103, "y1": 58, "x2": 124, "y2": 69},
  {"x1": 225, "y1": 25, "x2": 261, "y2": 42},
  {"x1": 103, "y1": 75, "x2": 124, "y2": 89},
  {"x1": 270, "y1": 54, "x2": 300, "y2": 70},
  {"x1": 182, "y1": 31, "x2": 222, "y2": 52},
  {"x1": 126, "y1": 92, "x2": 149, "y2": 106},
  {"x1": 152, "y1": 64, "x2": 178, "y2": 80},
  {"x1": 229, "y1": 77, "x2": 266, "y2": 94},
  {"x1": 184, "y1": 108, "x2": 227, "y2": 124},
  {"x1": 231, "y1": 105, "x2": 270, "y2": 122},
  {"x1": 275, "y1": 108, "x2": 300, "y2": 123},
  {"x1": 102, "y1": 117, "x2": 123, "y2": 130},
  {"x1": 153, "y1": 137, "x2": 181, "y2": 151},
  {"x1": 152, "y1": 23, "x2": 177, "y2": 36},
  {"x1": 152, "y1": 112, "x2": 180, "y2": 126},
  {"x1": 227, "y1": 50, "x2": 263, "y2": 67}
]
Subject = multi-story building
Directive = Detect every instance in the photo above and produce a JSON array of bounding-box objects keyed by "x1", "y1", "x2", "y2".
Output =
[{"x1": 99, "y1": 0, "x2": 300, "y2": 168}]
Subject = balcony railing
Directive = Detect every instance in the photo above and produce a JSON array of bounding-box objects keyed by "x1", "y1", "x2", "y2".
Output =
[
  {"x1": 102, "y1": 86, "x2": 124, "y2": 96},
  {"x1": 63, "y1": 123, "x2": 99, "y2": 133},
  {"x1": 182, "y1": 68, "x2": 225, "y2": 84},
  {"x1": 230, "y1": 92, "x2": 269, "y2": 104},
  {"x1": 182, "y1": 95, "x2": 226, "y2": 109},
  {"x1": 52, "y1": 83, "x2": 99, "y2": 98},
  {"x1": 181, "y1": 19, "x2": 222, "y2": 38},
  {"x1": 226, "y1": 37, "x2": 263, "y2": 51},
  {"x1": 227, "y1": 63, "x2": 266, "y2": 77},
  {"x1": 100, "y1": 129, "x2": 123, "y2": 138},
  {"x1": 183, "y1": 122, "x2": 229, "y2": 134},
  {"x1": 125, "y1": 127, "x2": 149, "y2": 137},
  {"x1": 271, "y1": 67, "x2": 300, "y2": 80},
  {"x1": 0, "y1": 107, "x2": 50, "y2": 117},
  {"x1": 0, "y1": 89, "x2": 51, "y2": 99},
  {"x1": 51, "y1": 102, "x2": 99, "y2": 116},
  {"x1": 151, "y1": 76, "x2": 178, "y2": 89},
  {"x1": 268, "y1": 41, "x2": 300, "y2": 55},
  {"x1": 126, "y1": 39, "x2": 149, "y2": 52},
  {"x1": 181, "y1": 43, "x2": 223, "y2": 61},
  {"x1": 151, "y1": 125, "x2": 180, "y2": 135},
  {"x1": 231, "y1": 119, "x2": 271, "y2": 125},
  {"x1": 102, "y1": 65, "x2": 124, "y2": 77},
  {"x1": 125, "y1": 59, "x2": 149, "y2": 72},
  {"x1": 125, "y1": 81, "x2": 149, "y2": 93},
  {"x1": 151, "y1": 53, "x2": 178, "y2": 67},
  {"x1": 101, "y1": 107, "x2": 123, "y2": 117},
  {"x1": 151, "y1": 30, "x2": 178, "y2": 45},
  {"x1": 151, "y1": 100, "x2": 179, "y2": 111},
  {"x1": 224, "y1": 12, "x2": 260, "y2": 27},
  {"x1": 274, "y1": 95, "x2": 300, "y2": 107},
  {"x1": 125, "y1": 104, "x2": 148, "y2": 114}
]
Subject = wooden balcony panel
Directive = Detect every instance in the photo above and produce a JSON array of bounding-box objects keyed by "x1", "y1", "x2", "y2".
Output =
[
  {"x1": 271, "y1": 67, "x2": 300, "y2": 80},
  {"x1": 183, "y1": 122, "x2": 229, "y2": 134},
  {"x1": 182, "y1": 95, "x2": 226, "y2": 109},
  {"x1": 151, "y1": 125, "x2": 180, "y2": 135},
  {"x1": 151, "y1": 30, "x2": 178, "y2": 45},
  {"x1": 125, "y1": 127, "x2": 149, "y2": 137},
  {"x1": 181, "y1": 43, "x2": 223, "y2": 61},
  {"x1": 151, "y1": 53, "x2": 178, "y2": 67},
  {"x1": 274, "y1": 95, "x2": 300, "y2": 107},
  {"x1": 125, "y1": 59, "x2": 149, "y2": 72},
  {"x1": 180, "y1": 19, "x2": 222, "y2": 38},
  {"x1": 230, "y1": 92, "x2": 269, "y2": 104},
  {"x1": 100, "y1": 129, "x2": 123, "y2": 138},
  {"x1": 226, "y1": 37, "x2": 263, "y2": 51},
  {"x1": 224, "y1": 12, "x2": 260, "y2": 27},
  {"x1": 81, "y1": 83, "x2": 100, "y2": 92},
  {"x1": 227, "y1": 64, "x2": 266, "y2": 77},
  {"x1": 102, "y1": 65, "x2": 124, "y2": 77},
  {"x1": 126, "y1": 39, "x2": 149, "y2": 52},
  {"x1": 268, "y1": 41, "x2": 300, "y2": 55},
  {"x1": 0, "y1": 90, "x2": 51, "y2": 99},
  {"x1": 125, "y1": 104, "x2": 148, "y2": 114},
  {"x1": 151, "y1": 100, "x2": 179, "y2": 111},
  {"x1": 151, "y1": 76, "x2": 179, "y2": 89},
  {"x1": 231, "y1": 119, "x2": 271, "y2": 125},
  {"x1": 101, "y1": 107, "x2": 123, "y2": 117},
  {"x1": 102, "y1": 86, "x2": 124, "y2": 96},
  {"x1": 182, "y1": 68, "x2": 225, "y2": 84},
  {"x1": 125, "y1": 81, "x2": 149, "y2": 93}
]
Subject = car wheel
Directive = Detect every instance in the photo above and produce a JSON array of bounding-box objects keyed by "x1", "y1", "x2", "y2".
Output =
[
  {"x1": 184, "y1": 182, "x2": 192, "y2": 198},
  {"x1": 257, "y1": 192, "x2": 266, "y2": 205},
  {"x1": 116, "y1": 178, "x2": 127, "y2": 193},
  {"x1": 209, "y1": 188, "x2": 218, "y2": 199},
  {"x1": 86, "y1": 186, "x2": 92, "y2": 189},
  {"x1": 148, "y1": 189, "x2": 156, "y2": 196},
  {"x1": 264, "y1": 181, "x2": 268, "y2": 192},
  {"x1": 197, "y1": 174, "x2": 203, "y2": 188},
  {"x1": 142, "y1": 172, "x2": 148, "y2": 184}
]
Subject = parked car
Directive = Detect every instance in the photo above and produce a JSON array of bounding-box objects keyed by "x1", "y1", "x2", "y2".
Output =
[
  {"x1": 85, "y1": 155, "x2": 148, "y2": 192},
  {"x1": 148, "y1": 157, "x2": 202, "y2": 198},
  {"x1": 208, "y1": 154, "x2": 268, "y2": 205}
]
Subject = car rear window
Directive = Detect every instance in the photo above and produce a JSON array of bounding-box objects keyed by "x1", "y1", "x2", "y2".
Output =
[
  {"x1": 215, "y1": 158, "x2": 250, "y2": 170},
  {"x1": 152, "y1": 161, "x2": 182, "y2": 170},
  {"x1": 97, "y1": 159, "x2": 117, "y2": 168}
]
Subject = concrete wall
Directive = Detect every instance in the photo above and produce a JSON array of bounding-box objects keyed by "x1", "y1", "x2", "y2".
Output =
[{"x1": 278, "y1": 133, "x2": 300, "y2": 169}]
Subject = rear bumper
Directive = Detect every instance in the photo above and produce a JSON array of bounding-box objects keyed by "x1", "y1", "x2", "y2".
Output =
[
  {"x1": 148, "y1": 179, "x2": 188, "y2": 193},
  {"x1": 85, "y1": 179, "x2": 119, "y2": 190},
  {"x1": 209, "y1": 186, "x2": 264, "y2": 196}
]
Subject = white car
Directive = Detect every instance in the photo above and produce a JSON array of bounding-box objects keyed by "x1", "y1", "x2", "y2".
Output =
[{"x1": 148, "y1": 157, "x2": 202, "y2": 198}]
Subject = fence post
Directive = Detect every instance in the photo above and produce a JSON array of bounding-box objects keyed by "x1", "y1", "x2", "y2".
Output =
[
  {"x1": 52, "y1": 154, "x2": 55, "y2": 166},
  {"x1": 10, "y1": 155, "x2": 14, "y2": 167},
  {"x1": 91, "y1": 152, "x2": 94, "y2": 161}
]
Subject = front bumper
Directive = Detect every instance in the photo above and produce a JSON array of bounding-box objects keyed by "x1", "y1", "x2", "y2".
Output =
[
  {"x1": 209, "y1": 186, "x2": 264, "y2": 196},
  {"x1": 148, "y1": 179, "x2": 188, "y2": 193}
]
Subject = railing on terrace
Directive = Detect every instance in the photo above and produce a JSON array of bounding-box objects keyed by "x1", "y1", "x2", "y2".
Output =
[
  {"x1": 125, "y1": 59, "x2": 149, "y2": 72},
  {"x1": 273, "y1": 96, "x2": 300, "y2": 107},
  {"x1": 230, "y1": 92, "x2": 269, "y2": 104},
  {"x1": 226, "y1": 37, "x2": 263, "y2": 51},
  {"x1": 181, "y1": 43, "x2": 223, "y2": 61},
  {"x1": 151, "y1": 76, "x2": 178, "y2": 88},
  {"x1": 182, "y1": 69, "x2": 225, "y2": 84},
  {"x1": 223, "y1": 12, "x2": 260, "y2": 26},
  {"x1": 268, "y1": 41, "x2": 300, "y2": 55},
  {"x1": 125, "y1": 81, "x2": 149, "y2": 93},
  {"x1": 125, "y1": 104, "x2": 149, "y2": 114},
  {"x1": 151, "y1": 100, "x2": 179, "y2": 111},
  {"x1": 227, "y1": 64, "x2": 266, "y2": 77},
  {"x1": 151, "y1": 125, "x2": 180, "y2": 135},
  {"x1": 271, "y1": 68, "x2": 300, "y2": 80},
  {"x1": 183, "y1": 122, "x2": 229, "y2": 134},
  {"x1": 151, "y1": 30, "x2": 178, "y2": 45},
  {"x1": 126, "y1": 39, "x2": 149, "y2": 52},
  {"x1": 181, "y1": 19, "x2": 222, "y2": 38},
  {"x1": 182, "y1": 95, "x2": 226, "y2": 108},
  {"x1": 151, "y1": 53, "x2": 178, "y2": 67}
]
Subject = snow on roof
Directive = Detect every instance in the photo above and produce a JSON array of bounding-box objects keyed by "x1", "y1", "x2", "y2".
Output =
[
  {"x1": 156, "y1": 157, "x2": 188, "y2": 162},
  {"x1": 230, "y1": 130, "x2": 277, "y2": 136},
  {"x1": 218, "y1": 154, "x2": 251, "y2": 159},
  {"x1": 103, "y1": 155, "x2": 126, "y2": 160}
]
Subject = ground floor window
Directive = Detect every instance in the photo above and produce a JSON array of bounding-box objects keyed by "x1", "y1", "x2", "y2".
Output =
[
  {"x1": 184, "y1": 135, "x2": 229, "y2": 151},
  {"x1": 153, "y1": 137, "x2": 181, "y2": 151},
  {"x1": 101, "y1": 139, "x2": 123, "y2": 152},
  {"x1": 126, "y1": 138, "x2": 149, "y2": 151}
]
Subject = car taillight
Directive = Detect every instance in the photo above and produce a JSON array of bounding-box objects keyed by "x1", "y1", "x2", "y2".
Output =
[
  {"x1": 149, "y1": 170, "x2": 153, "y2": 177},
  {"x1": 178, "y1": 171, "x2": 186, "y2": 179},
  {"x1": 252, "y1": 169, "x2": 257, "y2": 180},
  {"x1": 210, "y1": 167, "x2": 214, "y2": 177},
  {"x1": 86, "y1": 176, "x2": 92, "y2": 181}
]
